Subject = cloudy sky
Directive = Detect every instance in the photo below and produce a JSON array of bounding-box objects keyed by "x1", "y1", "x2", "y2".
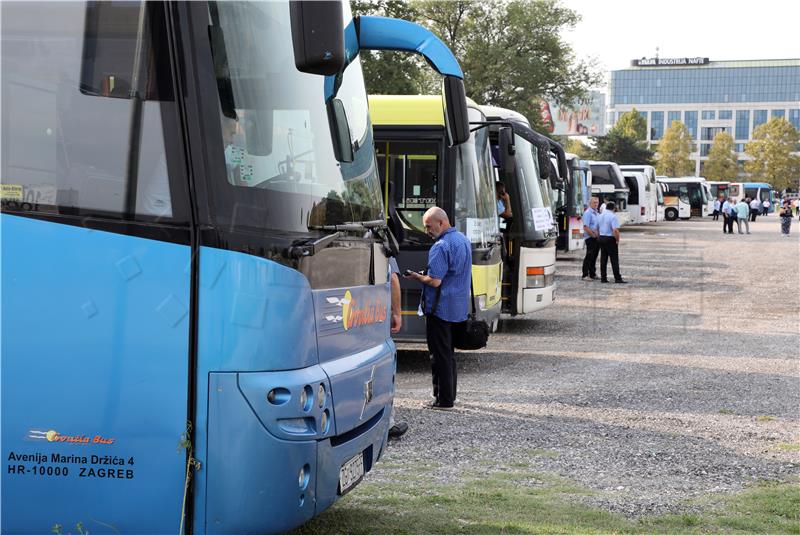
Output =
[{"x1": 561, "y1": 0, "x2": 799, "y2": 79}]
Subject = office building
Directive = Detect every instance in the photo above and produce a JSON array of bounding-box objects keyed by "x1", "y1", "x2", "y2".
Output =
[{"x1": 607, "y1": 58, "x2": 800, "y2": 176}]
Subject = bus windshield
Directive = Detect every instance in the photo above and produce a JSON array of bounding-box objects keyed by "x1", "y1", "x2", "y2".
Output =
[
  {"x1": 454, "y1": 110, "x2": 499, "y2": 245},
  {"x1": 209, "y1": 2, "x2": 383, "y2": 234},
  {"x1": 571, "y1": 168, "x2": 586, "y2": 213},
  {"x1": 512, "y1": 136, "x2": 556, "y2": 240}
]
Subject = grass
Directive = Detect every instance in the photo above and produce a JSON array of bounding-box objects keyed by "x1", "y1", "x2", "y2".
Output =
[
  {"x1": 777, "y1": 443, "x2": 800, "y2": 452},
  {"x1": 292, "y1": 471, "x2": 800, "y2": 535},
  {"x1": 755, "y1": 415, "x2": 776, "y2": 422}
]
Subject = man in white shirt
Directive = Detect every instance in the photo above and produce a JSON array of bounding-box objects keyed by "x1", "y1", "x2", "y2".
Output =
[{"x1": 749, "y1": 197, "x2": 761, "y2": 222}]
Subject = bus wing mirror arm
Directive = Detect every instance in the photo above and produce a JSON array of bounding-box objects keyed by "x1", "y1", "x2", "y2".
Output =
[{"x1": 355, "y1": 16, "x2": 470, "y2": 146}]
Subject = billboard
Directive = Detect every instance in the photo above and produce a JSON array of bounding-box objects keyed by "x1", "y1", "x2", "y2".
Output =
[{"x1": 539, "y1": 91, "x2": 606, "y2": 136}]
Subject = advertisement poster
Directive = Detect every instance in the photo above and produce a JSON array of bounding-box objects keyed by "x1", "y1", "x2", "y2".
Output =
[{"x1": 539, "y1": 91, "x2": 606, "y2": 136}]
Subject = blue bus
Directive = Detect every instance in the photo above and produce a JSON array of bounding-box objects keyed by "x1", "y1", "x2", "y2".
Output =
[
  {"x1": 728, "y1": 182, "x2": 776, "y2": 213},
  {"x1": 1, "y1": 2, "x2": 469, "y2": 533}
]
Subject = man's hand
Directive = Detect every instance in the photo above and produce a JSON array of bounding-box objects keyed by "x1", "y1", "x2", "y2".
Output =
[{"x1": 391, "y1": 312, "x2": 402, "y2": 334}]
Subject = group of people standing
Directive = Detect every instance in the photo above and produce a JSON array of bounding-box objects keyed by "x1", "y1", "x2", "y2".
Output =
[
  {"x1": 716, "y1": 196, "x2": 757, "y2": 234},
  {"x1": 581, "y1": 196, "x2": 627, "y2": 284}
]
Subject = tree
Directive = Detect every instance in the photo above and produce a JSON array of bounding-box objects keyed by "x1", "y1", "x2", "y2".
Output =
[
  {"x1": 351, "y1": 1, "x2": 438, "y2": 94},
  {"x1": 564, "y1": 138, "x2": 592, "y2": 159},
  {"x1": 612, "y1": 108, "x2": 647, "y2": 140},
  {"x1": 744, "y1": 118, "x2": 800, "y2": 191},
  {"x1": 703, "y1": 131, "x2": 738, "y2": 181},
  {"x1": 355, "y1": 0, "x2": 603, "y2": 131},
  {"x1": 656, "y1": 121, "x2": 695, "y2": 176},
  {"x1": 589, "y1": 130, "x2": 654, "y2": 165}
]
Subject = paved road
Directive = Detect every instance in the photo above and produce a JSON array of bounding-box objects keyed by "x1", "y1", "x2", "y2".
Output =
[{"x1": 386, "y1": 216, "x2": 799, "y2": 516}]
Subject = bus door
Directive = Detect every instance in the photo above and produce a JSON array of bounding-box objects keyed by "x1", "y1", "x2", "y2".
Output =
[
  {"x1": 2, "y1": 3, "x2": 193, "y2": 532},
  {"x1": 376, "y1": 139, "x2": 441, "y2": 340}
]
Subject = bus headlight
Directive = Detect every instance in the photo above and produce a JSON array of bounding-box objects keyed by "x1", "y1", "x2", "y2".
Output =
[
  {"x1": 476, "y1": 294, "x2": 487, "y2": 311},
  {"x1": 300, "y1": 385, "x2": 313, "y2": 412},
  {"x1": 317, "y1": 384, "x2": 326, "y2": 408},
  {"x1": 526, "y1": 267, "x2": 545, "y2": 288}
]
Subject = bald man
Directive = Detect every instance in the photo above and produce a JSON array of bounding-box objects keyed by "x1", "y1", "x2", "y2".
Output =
[{"x1": 404, "y1": 207, "x2": 472, "y2": 409}]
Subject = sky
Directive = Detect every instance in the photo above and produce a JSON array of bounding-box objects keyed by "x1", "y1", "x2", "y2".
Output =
[{"x1": 560, "y1": 0, "x2": 799, "y2": 82}]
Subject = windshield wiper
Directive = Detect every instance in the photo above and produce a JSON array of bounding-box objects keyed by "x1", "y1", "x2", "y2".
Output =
[
  {"x1": 288, "y1": 220, "x2": 390, "y2": 259},
  {"x1": 307, "y1": 219, "x2": 387, "y2": 232},
  {"x1": 286, "y1": 231, "x2": 342, "y2": 259}
]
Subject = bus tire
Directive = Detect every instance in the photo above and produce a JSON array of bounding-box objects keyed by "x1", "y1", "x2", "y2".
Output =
[{"x1": 665, "y1": 208, "x2": 678, "y2": 221}]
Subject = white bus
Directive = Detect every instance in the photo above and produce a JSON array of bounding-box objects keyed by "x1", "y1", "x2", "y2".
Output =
[
  {"x1": 656, "y1": 179, "x2": 692, "y2": 221},
  {"x1": 619, "y1": 165, "x2": 657, "y2": 222},
  {"x1": 657, "y1": 177, "x2": 712, "y2": 217},
  {"x1": 588, "y1": 161, "x2": 630, "y2": 226},
  {"x1": 621, "y1": 171, "x2": 650, "y2": 224}
]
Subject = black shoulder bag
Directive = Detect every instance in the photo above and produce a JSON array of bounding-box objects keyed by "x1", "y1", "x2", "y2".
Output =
[{"x1": 429, "y1": 280, "x2": 489, "y2": 351}]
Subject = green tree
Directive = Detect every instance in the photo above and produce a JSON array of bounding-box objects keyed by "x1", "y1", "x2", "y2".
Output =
[
  {"x1": 744, "y1": 117, "x2": 800, "y2": 191},
  {"x1": 355, "y1": 0, "x2": 603, "y2": 131},
  {"x1": 351, "y1": 1, "x2": 437, "y2": 94},
  {"x1": 656, "y1": 121, "x2": 695, "y2": 176},
  {"x1": 612, "y1": 108, "x2": 647, "y2": 140},
  {"x1": 564, "y1": 138, "x2": 592, "y2": 159},
  {"x1": 589, "y1": 130, "x2": 654, "y2": 165},
  {"x1": 703, "y1": 131, "x2": 738, "y2": 181}
]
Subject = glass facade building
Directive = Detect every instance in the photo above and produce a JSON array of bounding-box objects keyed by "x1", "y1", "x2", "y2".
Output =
[{"x1": 608, "y1": 59, "x2": 800, "y2": 176}]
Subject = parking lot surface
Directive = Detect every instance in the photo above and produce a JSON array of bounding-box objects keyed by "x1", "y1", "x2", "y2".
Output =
[{"x1": 386, "y1": 216, "x2": 799, "y2": 517}]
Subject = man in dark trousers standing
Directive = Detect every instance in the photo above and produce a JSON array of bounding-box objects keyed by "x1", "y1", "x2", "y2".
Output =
[
  {"x1": 404, "y1": 207, "x2": 472, "y2": 410},
  {"x1": 597, "y1": 201, "x2": 627, "y2": 284},
  {"x1": 581, "y1": 196, "x2": 600, "y2": 280}
]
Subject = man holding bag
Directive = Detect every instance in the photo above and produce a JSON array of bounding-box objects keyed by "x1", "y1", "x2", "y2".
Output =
[{"x1": 404, "y1": 207, "x2": 472, "y2": 410}]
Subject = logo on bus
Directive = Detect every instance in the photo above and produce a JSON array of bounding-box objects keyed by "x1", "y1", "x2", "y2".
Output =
[
  {"x1": 27, "y1": 428, "x2": 115, "y2": 445},
  {"x1": 325, "y1": 290, "x2": 387, "y2": 330}
]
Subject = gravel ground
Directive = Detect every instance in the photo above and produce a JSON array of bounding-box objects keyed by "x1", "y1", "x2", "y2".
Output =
[{"x1": 384, "y1": 216, "x2": 800, "y2": 518}]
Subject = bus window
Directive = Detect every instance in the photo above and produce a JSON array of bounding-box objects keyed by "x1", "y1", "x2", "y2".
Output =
[
  {"x1": 376, "y1": 141, "x2": 439, "y2": 240},
  {"x1": 1, "y1": 1, "x2": 187, "y2": 221},
  {"x1": 206, "y1": 1, "x2": 384, "y2": 234}
]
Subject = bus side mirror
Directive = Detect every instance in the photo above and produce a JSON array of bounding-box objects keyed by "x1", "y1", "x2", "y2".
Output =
[
  {"x1": 327, "y1": 99, "x2": 354, "y2": 163},
  {"x1": 499, "y1": 127, "x2": 515, "y2": 156},
  {"x1": 290, "y1": 1, "x2": 345, "y2": 76},
  {"x1": 443, "y1": 76, "x2": 470, "y2": 146},
  {"x1": 538, "y1": 149, "x2": 551, "y2": 180}
]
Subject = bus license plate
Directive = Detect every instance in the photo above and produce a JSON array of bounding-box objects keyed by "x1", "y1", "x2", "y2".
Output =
[{"x1": 338, "y1": 453, "x2": 364, "y2": 495}]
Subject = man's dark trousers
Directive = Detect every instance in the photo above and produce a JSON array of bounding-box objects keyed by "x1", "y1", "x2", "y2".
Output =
[
  {"x1": 724, "y1": 214, "x2": 734, "y2": 234},
  {"x1": 598, "y1": 236, "x2": 622, "y2": 281},
  {"x1": 426, "y1": 314, "x2": 456, "y2": 406},
  {"x1": 582, "y1": 237, "x2": 599, "y2": 277}
]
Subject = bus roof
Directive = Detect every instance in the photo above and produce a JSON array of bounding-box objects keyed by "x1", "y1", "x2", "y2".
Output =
[
  {"x1": 736, "y1": 182, "x2": 773, "y2": 188},
  {"x1": 369, "y1": 95, "x2": 445, "y2": 126},
  {"x1": 658, "y1": 177, "x2": 708, "y2": 183},
  {"x1": 479, "y1": 104, "x2": 529, "y2": 125}
]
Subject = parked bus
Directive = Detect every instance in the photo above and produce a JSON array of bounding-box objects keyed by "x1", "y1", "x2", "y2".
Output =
[
  {"x1": 560, "y1": 153, "x2": 589, "y2": 252},
  {"x1": 657, "y1": 177, "x2": 712, "y2": 217},
  {"x1": 370, "y1": 96, "x2": 503, "y2": 340},
  {"x1": 657, "y1": 179, "x2": 692, "y2": 220},
  {"x1": 480, "y1": 105, "x2": 559, "y2": 316},
  {"x1": 708, "y1": 181, "x2": 731, "y2": 201},
  {"x1": 621, "y1": 171, "x2": 649, "y2": 224},
  {"x1": 728, "y1": 182, "x2": 775, "y2": 213},
  {"x1": 588, "y1": 161, "x2": 630, "y2": 226},
  {"x1": 619, "y1": 165, "x2": 657, "y2": 222},
  {"x1": 0, "y1": 2, "x2": 470, "y2": 533}
]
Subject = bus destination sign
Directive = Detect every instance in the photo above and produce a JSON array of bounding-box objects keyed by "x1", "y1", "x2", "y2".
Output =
[{"x1": 631, "y1": 57, "x2": 709, "y2": 67}]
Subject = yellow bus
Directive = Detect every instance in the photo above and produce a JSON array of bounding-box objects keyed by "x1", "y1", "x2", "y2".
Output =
[{"x1": 370, "y1": 95, "x2": 503, "y2": 341}]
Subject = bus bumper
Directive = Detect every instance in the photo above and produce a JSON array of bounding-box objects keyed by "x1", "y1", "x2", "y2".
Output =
[
  {"x1": 521, "y1": 283, "x2": 556, "y2": 313},
  {"x1": 204, "y1": 366, "x2": 392, "y2": 534}
]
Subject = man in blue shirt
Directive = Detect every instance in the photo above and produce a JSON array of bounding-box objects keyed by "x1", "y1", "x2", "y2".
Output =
[
  {"x1": 404, "y1": 207, "x2": 472, "y2": 409},
  {"x1": 581, "y1": 196, "x2": 600, "y2": 280},
  {"x1": 597, "y1": 201, "x2": 626, "y2": 283}
]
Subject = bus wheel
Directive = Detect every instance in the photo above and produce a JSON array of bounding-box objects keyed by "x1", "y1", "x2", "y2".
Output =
[{"x1": 665, "y1": 208, "x2": 678, "y2": 221}]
